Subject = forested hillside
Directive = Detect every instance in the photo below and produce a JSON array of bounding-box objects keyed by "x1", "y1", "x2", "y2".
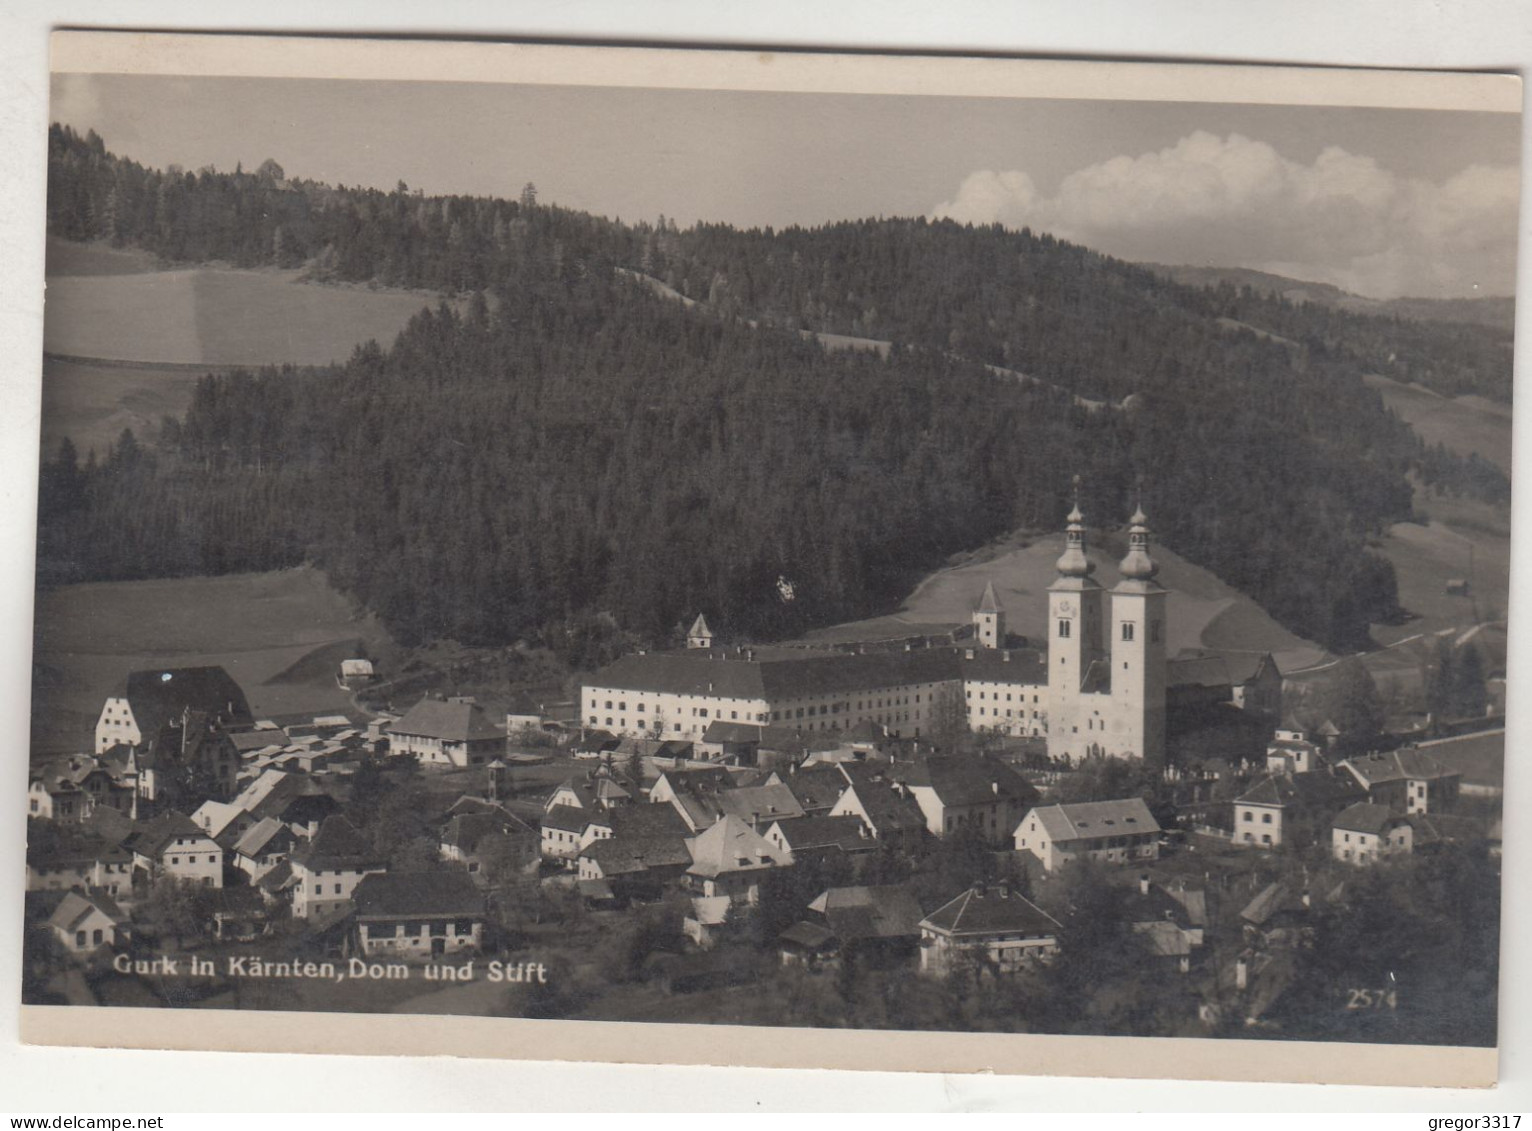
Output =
[{"x1": 40, "y1": 125, "x2": 1511, "y2": 655}]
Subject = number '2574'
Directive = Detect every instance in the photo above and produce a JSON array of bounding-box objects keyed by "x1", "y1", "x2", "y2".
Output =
[{"x1": 1346, "y1": 988, "x2": 1398, "y2": 1010}]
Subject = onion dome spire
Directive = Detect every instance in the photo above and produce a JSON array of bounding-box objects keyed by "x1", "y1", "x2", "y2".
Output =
[
  {"x1": 1055, "y1": 477, "x2": 1095, "y2": 578},
  {"x1": 1118, "y1": 504, "x2": 1159, "y2": 581}
]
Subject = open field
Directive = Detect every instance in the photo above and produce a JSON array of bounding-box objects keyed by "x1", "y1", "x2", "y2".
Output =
[
  {"x1": 44, "y1": 265, "x2": 435, "y2": 367},
  {"x1": 31, "y1": 566, "x2": 397, "y2": 756},
  {"x1": 40, "y1": 355, "x2": 210, "y2": 458},
  {"x1": 44, "y1": 236, "x2": 162, "y2": 277},
  {"x1": 39, "y1": 238, "x2": 454, "y2": 453},
  {"x1": 805, "y1": 529, "x2": 1329, "y2": 674},
  {"x1": 1364, "y1": 373, "x2": 1513, "y2": 473},
  {"x1": 1370, "y1": 488, "x2": 1510, "y2": 646}
]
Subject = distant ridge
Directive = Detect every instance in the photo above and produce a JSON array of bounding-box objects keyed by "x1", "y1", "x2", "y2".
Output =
[{"x1": 1148, "y1": 264, "x2": 1516, "y2": 334}]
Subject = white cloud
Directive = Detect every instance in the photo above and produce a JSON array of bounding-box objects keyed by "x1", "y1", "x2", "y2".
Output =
[{"x1": 931, "y1": 131, "x2": 1519, "y2": 299}]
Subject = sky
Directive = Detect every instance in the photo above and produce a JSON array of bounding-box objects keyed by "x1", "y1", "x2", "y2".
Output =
[{"x1": 51, "y1": 72, "x2": 1522, "y2": 300}]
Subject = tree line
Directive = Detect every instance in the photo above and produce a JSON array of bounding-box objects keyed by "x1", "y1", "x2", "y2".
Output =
[{"x1": 41, "y1": 125, "x2": 1516, "y2": 656}]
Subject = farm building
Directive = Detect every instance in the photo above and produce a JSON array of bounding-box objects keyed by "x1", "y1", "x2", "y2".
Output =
[{"x1": 387, "y1": 696, "x2": 504, "y2": 767}]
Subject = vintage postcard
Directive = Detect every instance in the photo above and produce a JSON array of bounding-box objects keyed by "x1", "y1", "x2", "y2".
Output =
[{"x1": 20, "y1": 30, "x2": 1519, "y2": 1087}]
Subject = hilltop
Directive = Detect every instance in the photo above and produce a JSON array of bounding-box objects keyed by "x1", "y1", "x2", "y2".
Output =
[
  {"x1": 1150, "y1": 263, "x2": 1517, "y2": 335},
  {"x1": 37, "y1": 124, "x2": 1511, "y2": 661}
]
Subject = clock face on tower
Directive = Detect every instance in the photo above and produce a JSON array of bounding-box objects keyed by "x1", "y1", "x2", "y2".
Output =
[{"x1": 1057, "y1": 599, "x2": 1076, "y2": 617}]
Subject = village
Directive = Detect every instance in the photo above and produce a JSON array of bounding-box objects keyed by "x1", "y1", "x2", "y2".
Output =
[{"x1": 22, "y1": 506, "x2": 1505, "y2": 1037}]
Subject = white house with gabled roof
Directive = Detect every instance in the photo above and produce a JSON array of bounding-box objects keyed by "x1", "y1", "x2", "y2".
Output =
[{"x1": 1013, "y1": 797, "x2": 1161, "y2": 872}]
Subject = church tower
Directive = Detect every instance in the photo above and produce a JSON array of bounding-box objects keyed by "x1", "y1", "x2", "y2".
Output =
[
  {"x1": 1108, "y1": 506, "x2": 1168, "y2": 764},
  {"x1": 1046, "y1": 498, "x2": 1105, "y2": 763},
  {"x1": 973, "y1": 580, "x2": 1005, "y2": 649},
  {"x1": 686, "y1": 614, "x2": 713, "y2": 650}
]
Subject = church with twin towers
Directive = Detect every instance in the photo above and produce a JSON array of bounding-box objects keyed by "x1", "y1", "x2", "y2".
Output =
[{"x1": 583, "y1": 502, "x2": 1178, "y2": 766}]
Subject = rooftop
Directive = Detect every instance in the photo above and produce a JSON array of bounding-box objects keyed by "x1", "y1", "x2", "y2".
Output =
[
  {"x1": 351, "y1": 871, "x2": 484, "y2": 919},
  {"x1": 921, "y1": 885, "x2": 1061, "y2": 937}
]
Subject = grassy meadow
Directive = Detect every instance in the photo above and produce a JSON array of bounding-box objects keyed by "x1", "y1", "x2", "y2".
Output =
[
  {"x1": 31, "y1": 566, "x2": 397, "y2": 756},
  {"x1": 802, "y1": 529, "x2": 1330, "y2": 673}
]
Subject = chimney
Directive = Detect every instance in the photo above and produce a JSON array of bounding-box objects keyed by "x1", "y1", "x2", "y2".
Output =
[
  {"x1": 1235, "y1": 956, "x2": 1249, "y2": 990},
  {"x1": 991, "y1": 781, "x2": 1000, "y2": 795},
  {"x1": 965, "y1": 649, "x2": 976, "y2": 660},
  {"x1": 998, "y1": 883, "x2": 1010, "y2": 899},
  {"x1": 1140, "y1": 874, "x2": 1151, "y2": 896},
  {"x1": 1301, "y1": 891, "x2": 1312, "y2": 908},
  {"x1": 1003, "y1": 650, "x2": 1011, "y2": 662}
]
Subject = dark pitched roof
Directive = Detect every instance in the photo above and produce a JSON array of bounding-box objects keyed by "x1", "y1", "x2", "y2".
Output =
[
  {"x1": 388, "y1": 698, "x2": 503, "y2": 743},
  {"x1": 782, "y1": 765, "x2": 852, "y2": 813},
  {"x1": 1342, "y1": 748, "x2": 1458, "y2": 786},
  {"x1": 541, "y1": 804, "x2": 592, "y2": 834},
  {"x1": 581, "y1": 832, "x2": 693, "y2": 875},
  {"x1": 257, "y1": 858, "x2": 295, "y2": 893},
  {"x1": 921, "y1": 885, "x2": 1061, "y2": 937},
  {"x1": 120, "y1": 666, "x2": 253, "y2": 740},
  {"x1": 976, "y1": 581, "x2": 1001, "y2": 614},
  {"x1": 351, "y1": 871, "x2": 484, "y2": 919},
  {"x1": 895, "y1": 755, "x2": 1039, "y2": 808},
  {"x1": 1332, "y1": 802, "x2": 1406, "y2": 836},
  {"x1": 771, "y1": 815, "x2": 869, "y2": 852},
  {"x1": 290, "y1": 815, "x2": 382, "y2": 871},
  {"x1": 589, "y1": 647, "x2": 963, "y2": 701},
  {"x1": 810, "y1": 884, "x2": 924, "y2": 940},
  {"x1": 48, "y1": 888, "x2": 128, "y2": 933},
  {"x1": 125, "y1": 812, "x2": 213, "y2": 858},
  {"x1": 607, "y1": 803, "x2": 691, "y2": 840},
  {"x1": 1415, "y1": 730, "x2": 1504, "y2": 790},
  {"x1": 442, "y1": 811, "x2": 537, "y2": 854},
  {"x1": 838, "y1": 768, "x2": 928, "y2": 834},
  {"x1": 1027, "y1": 798, "x2": 1161, "y2": 842},
  {"x1": 1234, "y1": 772, "x2": 1365, "y2": 810},
  {"x1": 231, "y1": 816, "x2": 290, "y2": 859},
  {"x1": 27, "y1": 830, "x2": 131, "y2": 870},
  {"x1": 958, "y1": 648, "x2": 1048, "y2": 685}
]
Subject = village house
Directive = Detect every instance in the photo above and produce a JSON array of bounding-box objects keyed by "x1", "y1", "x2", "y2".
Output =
[
  {"x1": 1331, "y1": 803, "x2": 1413, "y2": 864},
  {"x1": 387, "y1": 696, "x2": 505, "y2": 767},
  {"x1": 439, "y1": 802, "x2": 539, "y2": 881},
  {"x1": 918, "y1": 883, "x2": 1062, "y2": 976},
  {"x1": 1122, "y1": 875, "x2": 1207, "y2": 973},
  {"x1": 683, "y1": 814, "x2": 791, "y2": 908},
  {"x1": 778, "y1": 883, "x2": 925, "y2": 968},
  {"x1": 774, "y1": 763, "x2": 853, "y2": 816},
  {"x1": 892, "y1": 754, "x2": 1039, "y2": 844},
  {"x1": 575, "y1": 809, "x2": 694, "y2": 905},
  {"x1": 289, "y1": 815, "x2": 385, "y2": 920},
  {"x1": 95, "y1": 665, "x2": 254, "y2": 755},
  {"x1": 764, "y1": 814, "x2": 873, "y2": 862},
  {"x1": 1265, "y1": 727, "x2": 1323, "y2": 775},
  {"x1": 27, "y1": 755, "x2": 137, "y2": 822},
  {"x1": 26, "y1": 830, "x2": 133, "y2": 897},
  {"x1": 1013, "y1": 797, "x2": 1162, "y2": 872},
  {"x1": 1339, "y1": 748, "x2": 1461, "y2": 815},
  {"x1": 349, "y1": 872, "x2": 486, "y2": 959},
  {"x1": 123, "y1": 812, "x2": 225, "y2": 889},
  {"x1": 230, "y1": 816, "x2": 295, "y2": 881},
  {"x1": 546, "y1": 765, "x2": 636, "y2": 813},
  {"x1": 540, "y1": 805, "x2": 592, "y2": 867},
  {"x1": 1230, "y1": 771, "x2": 1366, "y2": 849},
  {"x1": 828, "y1": 766, "x2": 928, "y2": 851},
  {"x1": 48, "y1": 888, "x2": 130, "y2": 955}
]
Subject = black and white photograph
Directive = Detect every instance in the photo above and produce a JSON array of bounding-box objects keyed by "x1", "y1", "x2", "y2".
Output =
[{"x1": 15, "y1": 30, "x2": 1520, "y2": 1088}]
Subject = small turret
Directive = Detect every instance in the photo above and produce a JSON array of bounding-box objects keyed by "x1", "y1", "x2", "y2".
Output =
[
  {"x1": 1118, "y1": 506, "x2": 1159, "y2": 581},
  {"x1": 1054, "y1": 501, "x2": 1096, "y2": 578},
  {"x1": 686, "y1": 614, "x2": 713, "y2": 650}
]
